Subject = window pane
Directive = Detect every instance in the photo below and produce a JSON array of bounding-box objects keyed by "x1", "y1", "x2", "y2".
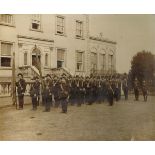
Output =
[
  {"x1": 1, "y1": 43, "x2": 12, "y2": 56},
  {"x1": 24, "y1": 53, "x2": 27, "y2": 65},
  {"x1": 0, "y1": 14, "x2": 13, "y2": 24},
  {"x1": 57, "y1": 49, "x2": 65, "y2": 61},
  {"x1": 1, "y1": 57, "x2": 11, "y2": 67},
  {"x1": 76, "y1": 21, "x2": 83, "y2": 37},
  {"x1": 45, "y1": 54, "x2": 48, "y2": 66},
  {"x1": 56, "y1": 16, "x2": 64, "y2": 34}
]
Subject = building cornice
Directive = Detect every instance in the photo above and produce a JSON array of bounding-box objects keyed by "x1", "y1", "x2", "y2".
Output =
[
  {"x1": 17, "y1": 35, "x2": 54, "y2": 43},
  {"x1": 89, "y1": 36, "x2": 116, "y2": 44}
]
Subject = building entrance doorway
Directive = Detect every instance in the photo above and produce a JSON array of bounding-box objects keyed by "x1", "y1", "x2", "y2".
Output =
[{"x1": 32, "y1": 47, "x2": 41, "y2": 69}]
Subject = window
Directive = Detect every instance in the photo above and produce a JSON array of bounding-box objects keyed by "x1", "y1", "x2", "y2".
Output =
[
  {"x1": 57, "y1": 49, "x2": 65, "y2": 68},
  {"x1": 24, "y1": 52, "x2": 28, "y2": 65},
  {"x1": 91, "y1": 52, "x2": 97, "y2": 71},
  {"x1": 99, "y1": 54, "x2": 105, "y2": 70},
  {"x1": 31, "y1": 14, "x2": 41, "y2": 31},
  {"x1": 76, "y1": 21, "x2": 83, "y2": 38},
  {"x1": 45, "y1": 53, "x2": 48, "y2": 67},
  {"x1": 76, "y1": 51, "x2": 84, "y2": 71},
  {"x1": 108, "y1": 54, "x2": 114, "y2": 72},
  {"x1": 0, "y1": 14, "x2": 14, "y2": 26},
  {"x1": 0, "y1": 42, "x2": 12, "y2": 67},
  {"x1": 56, "y1": 16, "x2": 65, "y2": 35}
]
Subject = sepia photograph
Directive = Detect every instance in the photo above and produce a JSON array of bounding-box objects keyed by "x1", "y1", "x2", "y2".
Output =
[{"x1": 0, "y1": 14, "x2": 155, "y2": 141}]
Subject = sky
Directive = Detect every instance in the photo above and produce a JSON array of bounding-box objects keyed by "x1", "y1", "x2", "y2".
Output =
[{"x1": 89, "y1": 14, "x2": 155, "y2": 73}]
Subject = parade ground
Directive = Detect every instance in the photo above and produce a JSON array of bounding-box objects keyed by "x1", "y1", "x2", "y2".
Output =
[{"x1": 0, "y1": 95, "x2": 155, "y2": 141}]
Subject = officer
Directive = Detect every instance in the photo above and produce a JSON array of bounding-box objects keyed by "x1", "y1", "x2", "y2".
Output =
[
  {"x1": 16, "y1": 73, "x2": 26, "y2": 110},
  {"x1": 142, "y1": 80, "x2": 148, "y2": 102},
  {"x1": 29, "y1": 77, "x2": 40, "y2": 110},
  {"x1": 59, "y1": 77, "x2": 69, "y2": 113},
  {"x1": 134, "y1": 78, "x2": 139, "y2": 101}
]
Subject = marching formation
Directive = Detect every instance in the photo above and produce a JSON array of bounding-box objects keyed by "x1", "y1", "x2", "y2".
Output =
[{"x1": 15, "y1": 73, "x2": 148, "y2": 113}]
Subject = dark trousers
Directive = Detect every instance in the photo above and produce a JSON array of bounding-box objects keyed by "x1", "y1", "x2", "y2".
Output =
[
  {"x1": 134, "y1": 88, "x2": 139, "y2": 101},
  {"x1": 142, "y1": 91, "x2": 147, "y2": 101},
  {"x1": 44, "y1": 97, "x2": 51, "y2": 111},
  {"x1": 123, "y1": 87, "x2": 128, "y2": 100},
  {"x1": 32, "y1": 97, "x2": 37, "y2": 110},
  {"x1": 18, "y1": 95, "x2": 24, "y2": 109},
  {"x1": 60, "y1": 98, "x2": 68, "y2": 113}
]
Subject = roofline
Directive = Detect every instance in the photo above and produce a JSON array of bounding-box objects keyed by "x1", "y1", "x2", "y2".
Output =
[{"x1": 89, "y1": 36, "x2": 116, "y2": 44}]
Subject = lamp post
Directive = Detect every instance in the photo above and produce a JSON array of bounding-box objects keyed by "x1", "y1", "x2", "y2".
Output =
[{"x1": 12, "y1": 51, "x2": 17, "y2": 107}]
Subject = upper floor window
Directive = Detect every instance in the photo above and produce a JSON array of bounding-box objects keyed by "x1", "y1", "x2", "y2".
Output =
[
  {"x1": 31, "y1": 14, "x2": 41, "y2": 31},
  {"x1": 57, "y1": 48, "x2": 65, "y2": 68},
  {"x1": 24, "y1": 52, "x2": 28, "y2": 66},
  {"x1": 0, "y1": 14, "x2": 14, "y2": 26},
  {"x1": 91, "y1": 52, "x2": 97, "y2": 71},
  {"x1": 0, "y1": 42, "x2": 12, "y2": 67},
  {"x1": 45, "y1": 53, "x2": 49, "y2": 67},
  {"x1": 76, "y1": 51, "x2": 84, "y2": 71},
  {"x1": 99, "y1": 53, "x2": 106, "y2": 70},
  {"x1": 56, "y1": 16, "x2": 65, "y2": 35},
  {"x1": 108, "y1": 54, "x2": 114, "y2": 72},
  {"x1": 76, "y1": 20, "x2": 83, "y2": 38}
]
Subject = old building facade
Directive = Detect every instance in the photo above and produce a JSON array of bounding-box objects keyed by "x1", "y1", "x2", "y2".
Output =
[{"x1": 0, "y1": 14, "x2": 116, "y2": 96}]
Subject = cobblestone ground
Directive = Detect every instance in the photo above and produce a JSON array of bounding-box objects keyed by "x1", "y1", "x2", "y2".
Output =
[{"x1": 0, "y1": 95, "x2": 155, "y2": 141}]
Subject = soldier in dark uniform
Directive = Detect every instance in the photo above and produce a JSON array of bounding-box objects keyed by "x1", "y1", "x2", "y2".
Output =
[
  {"x1": 43, "y1": 75, "x2": 52, "y2": 112},
  {"x1": 52, "y1": 76, "x2": 60, "y2": 107},
  {"x1": 16, "y1": 73, "x2": 26, "y2": 110},
  {"x1": 142, "y1": 80, "x2": 148, "y2": 102},
  {"x1": 59, "y1": 77, "x2": 69, "y2": 113},
  {"x1": 134, "y1": 78, "x2": 139, "y2": 101},
  {"x1": 29, "y1": 76, "x2": 40, "y2": 110},
  {"x1": 107, "y1": 82, "x2": 114, "y2": 106},
  {"x1": 41, "y1": 76, "x2": 46, "y2": 106},
  {"x1": 96, "y1": 76, "x2": 102, "y2": 104},
  {"x1": 122, "y1": 77, "x2": 128, "y2": 100}
]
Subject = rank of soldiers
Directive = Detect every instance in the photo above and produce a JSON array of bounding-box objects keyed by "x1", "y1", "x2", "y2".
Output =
[{"x1": 15, "y1": 73, "x2": 148, "y2": 113}]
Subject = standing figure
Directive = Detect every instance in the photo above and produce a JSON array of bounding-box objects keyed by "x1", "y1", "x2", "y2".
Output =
[
  {"x1": 43, "y1": 75, "x2": 52, "y2": 112},
  {"x1": 107, "y1": 83, "x2": 114, "y2": 106},
  {"x1": 30, "y1": 77, "x2": 40, "y2": 110},
  {"x1": 142, "y1": 80, "x2": 148, "y2": 102},
  {"x1": 16, "y1": 73, "x2": 26, "y2": 110},
  {"x1": 59, "y1": 77, "x2": 69, "y2": 113},
  {"x1": 122, "y1": 77, "x2": 128, "y2": 100},
  {"x1": 134, "y1": 78, "x2": 139, "y2": 101}
]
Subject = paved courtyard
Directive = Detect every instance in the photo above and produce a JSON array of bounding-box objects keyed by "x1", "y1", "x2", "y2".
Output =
[{"x1": 0, "y1": 95, "x2": 155, "y2": 141}]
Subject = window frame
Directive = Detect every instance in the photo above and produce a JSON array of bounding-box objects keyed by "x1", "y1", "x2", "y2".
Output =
[
  {"x1": 55, "y1": 15, "x2": 66, "y2": 36},
  {"x1": 0, "y1": 41, "x2": 13, "y2": 68},
  {"x1": 0, "y1": 14, "x2": 15, "y2": 27},
  {"x1": 56, "y1": 48, "x2": 66, "y2": 68},
  {"x1": 76, "y1": 50, "x2": 84, "y2": 72},
  {"x1": 76, "y1": 20, "x2": 84, "y2": 39},
  {"x1": 30, "y1": 14, "x2": 42, "y2": 32}
]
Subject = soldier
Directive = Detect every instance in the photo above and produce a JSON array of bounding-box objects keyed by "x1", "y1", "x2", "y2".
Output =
[
  {"x1": 96, "y1": 76, "x2": 102, "y2": 104},
  {"x1": 16, "y1": 73, "x2": 26, "y2": 110},
  {"x1": 79, "y1": 76, "x2": 86, "y2": 105},
  {"x1": 134, "y1": 78, "x2": 139, "y2": 101},
  {"x1": 142, "y1": 80, "x2": 148, "y2": 102},
  {"x1": 41, "y1": 76, "x2": 46, "y2": 106},
  {"x1": 59, "y1": 77, "x2": 69, "y2": 113},
  {"x1": 122, "y1": 77, "x2": 128, "y2": 100},
  {"x1": 52, "y1": 76, "x2": 60, "y2": 107},
  {"x1": 29, "y1": 77, "x2": 40, "y2": 110},
  {"x1": 107, "y1": 82, "x2": 114, "y2": 106},
  {"x1": 43, "y1": 75, "x2": 52, "y2": 112}
]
